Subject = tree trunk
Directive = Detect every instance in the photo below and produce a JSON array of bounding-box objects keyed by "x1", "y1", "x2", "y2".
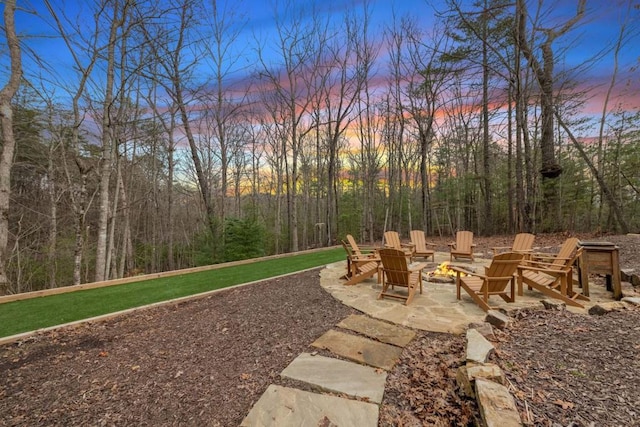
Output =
[
  {"x1": 481, "y1": 4, "x2": 492, "y2": 235},
  {"x1": 0, "y1": 0, "x2": 22, "y2": 294},
  {"x1": 47, "y1": 134, "x2": 58, "y2": 288},
  {"x1": 95, "y1": 2, "x2": 123, "y2": 282}
]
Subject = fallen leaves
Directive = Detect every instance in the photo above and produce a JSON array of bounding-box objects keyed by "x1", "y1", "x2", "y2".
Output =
[{"x1": 553, "y1": 399, "x2": 575, "y2": 410}]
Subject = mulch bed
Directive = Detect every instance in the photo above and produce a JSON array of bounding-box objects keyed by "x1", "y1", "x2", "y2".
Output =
[
  {"x1": 1, "y1": 233, "x2": 639, "y2": 426},
  {"x1": 0, "y1": 270, "x2": 358, "y2": 426},
  {"x1": 492, "y1": 308, "x2": 640, "y2": 426}
]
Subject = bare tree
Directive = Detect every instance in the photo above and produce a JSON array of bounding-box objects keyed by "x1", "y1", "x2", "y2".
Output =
[
  {"x1": 402, "y1": 18, "x2": 453, "y2": 234},
  {"x1": 320, "y1": 7, "x2": 372, "y2": 245},
  {"x1": 94, "y1": 0, "x2": 132, "y2": 282},
  {"x1": 202, "y1": 0, "x2": 247, "y2": 228},
  {"x1": 141, "y1": 0, "x2": 218, "y2": 245},
  {"x1": 256, "y1": 1, "x2": 324, "y2": 251},
  {"x1": 0, "y1": 0, "x2": 22, "y2": 294},
  {"x1": 517, "y1": 0, "x2": 586, "y2": 228}
]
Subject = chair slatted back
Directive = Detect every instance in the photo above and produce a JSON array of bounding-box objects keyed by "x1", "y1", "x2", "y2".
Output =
[
  {"x1": 455, "y1": 231, "x2": 474, "y2": 253},
  {"x1": 379, "y1": 248, "x2": 410, "y2": 286},
  {"x1": 410, "y1": 230, "x2": 428, "y2": 252},
  {"x1": 384, "y1": 231, "x2": 402, "y2": 250},
  {"x1": 346, "y1": 234, "x2": 364, "y2": 257},
  {"x1": 512, "y1": 233, "x2": 535, "y2": 252},
  {"x1": 485, "y1": 252, "x2": 524, "y2": 292},
  {"x1": 552, "y1": 237, "x2": 579, "y2": 268}
]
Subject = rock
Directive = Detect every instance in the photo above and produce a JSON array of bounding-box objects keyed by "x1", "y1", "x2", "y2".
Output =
[
  {"x1": 475, "y1": 378, "x2": 523, "y2": 427},
  {"x1": 427, "y1": 275, "x2": 454, "y2": 284},
  {"x1": 540, "y1": 300, "x2": 566, "y2": 311},
  {"x1": 457, "y1": 363, "x2": 506, "y2": 398},
  {"x1": 456, "y1": 366, "x2": 473, "y2": 397},
  {"x1": 466, "y1": 329, "x2": 495, "y2": 363},
  {"x1": 621, "y1": 297, "x2": 640, "y2": 306},
  {"x1": 450, "y1": 264, "x2": 477, "y2": 274},
  {"x1": 485, "y1": 310, "x2": 512, "y2": 330},
  {"x1": 468, "y1": 322, "x2": 496, "y2": 341},
  {"x1": 620, "y1": 270, "x2": 640, "y2": 287},
  {"x1": 621, "y1": 281, "x2": 638, "y2": 298},
  {"x1": 621, "y1": 269, "x2": 635, "y2": 282},
  {"x1": 588, "y1": 302, "x2": 629, "y2": 315}
]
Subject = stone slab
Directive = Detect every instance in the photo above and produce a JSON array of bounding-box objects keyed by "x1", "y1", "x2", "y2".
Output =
[
  {"x1": 280, "y1": 353, "x2": 387, "y2": 403},
  {"x1": 475, "y1": 378, "x2": 522, "y2": 427},
  {"x1": 240, "y1": 385, "x2": 378, "y2": 427},
  {"x1": 622, "y1": 297, "x2": 640, "y2": 306},
  {"x1": 337, "y1": 314, "x2": 416, "y2": 347},
  {"x1": 466, "y1": 328, "x2": 495, "y2": 363},
  {"x1": 311, "y1": 329, "x2": 403, "y2": 370},
  {"x1": 485, "y1": 310, "x2": 512, "y2": 329}
]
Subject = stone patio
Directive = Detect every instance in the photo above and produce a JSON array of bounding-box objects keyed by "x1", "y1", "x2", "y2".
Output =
[{"x1": 320, "y1": 251, "x2": 617, "y2": 334}]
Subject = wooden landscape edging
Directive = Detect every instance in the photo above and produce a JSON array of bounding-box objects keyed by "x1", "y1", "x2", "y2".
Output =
[
  {"x1": 0, "y1": 246, "x2": 340, "y2": 305},
  {"x1": 0, "y1": 265, "x2": 329, "y2": 346}
]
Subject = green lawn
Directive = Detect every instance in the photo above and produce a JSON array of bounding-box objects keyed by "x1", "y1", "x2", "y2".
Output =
[{"x1": 0, "y1": 249, "x2": 344, "y2": 338}]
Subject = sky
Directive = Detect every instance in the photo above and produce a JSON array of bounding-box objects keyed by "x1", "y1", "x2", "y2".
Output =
[{"x1": 1, "y1": 0, "x2": 639, "y2": 116}]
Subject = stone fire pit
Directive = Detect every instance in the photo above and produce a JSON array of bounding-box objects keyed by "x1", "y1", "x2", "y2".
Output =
[{"x1": 425, "y1": 262, "x2": 477, "y2": 283}]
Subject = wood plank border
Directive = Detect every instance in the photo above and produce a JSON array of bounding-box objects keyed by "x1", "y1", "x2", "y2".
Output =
[{"x1": 0, "y1": 246, "x2": 340, "y2": 305}]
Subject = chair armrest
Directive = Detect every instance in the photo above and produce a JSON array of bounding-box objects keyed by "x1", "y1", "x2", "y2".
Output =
[
  {"x1": 352, "y1": 255, "x2": 380, "y2": 262},
  {"x1": 450, "y1": 266, "x2": 485, "y2": 279},
  {"x1": 530, "y1": 252, "x2": 570, "y2": 262},
  {"x1": 517, "y1": 265, "x2": 570, "y2": 275},
  {"x1": 409, "y1": 262, "x2": 428, "y2": 272},
  {"x1": 521, "y1": 258, "x2": 571, "y2": 269},
  {"x1": 358, "y1": 245, "x2": 380, "y2": 253}
]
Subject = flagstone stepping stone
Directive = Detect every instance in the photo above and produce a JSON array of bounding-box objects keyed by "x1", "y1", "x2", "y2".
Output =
[
  {"x1": 311, "y1": 329, "x2": 403, "y2": 370},
  {"x1": 466, "y1": 328, "x2": 495, "y2": 363},
  {"x1": 475, "y1": 378, "x2": 522, "y2": 427},
  {"x1": 240, "y1": 385, "x2": 378, "y2": 427},
  {"x1": 337, "y1": 314, "x2": 416, "y2": 347},
  {"x1": 280, "y1": 352, "x2": 387, "y2": 403}
]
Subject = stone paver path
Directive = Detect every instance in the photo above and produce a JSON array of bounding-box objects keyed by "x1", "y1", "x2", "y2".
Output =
[
  {"x1": 337, "y1": 314, "x2": 415, "y2": 347},
  {"x1": 240, "y1": 385, "x2": 379, "y2": 427},
  {"x1": 241, "y1": 315, "x2": 415, "y2": 426},
  {"x1": 311, "y1": 329, "x2": 403, "y2": 370},
  {"x1": 281, "y1": 352, "x2": 387, "y2": 403}
]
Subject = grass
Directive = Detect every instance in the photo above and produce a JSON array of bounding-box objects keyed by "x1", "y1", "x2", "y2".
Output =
[{"x1": 0, "y1": 248, "x2": 344, "y2": 338}]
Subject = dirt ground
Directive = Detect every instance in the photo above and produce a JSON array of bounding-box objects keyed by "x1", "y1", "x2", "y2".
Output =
[{"x1": 1, "y1": 233, "x2": 639, "y2": 426}]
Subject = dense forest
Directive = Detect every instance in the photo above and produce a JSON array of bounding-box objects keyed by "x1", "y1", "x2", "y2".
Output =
[{"x1": 0, "y1": 0, "x2": 638, "y2": 294}]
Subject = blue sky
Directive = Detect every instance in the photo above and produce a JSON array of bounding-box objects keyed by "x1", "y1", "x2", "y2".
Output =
[{"x1": 2, "y1": 0, "x2": 639, "y2": 112}]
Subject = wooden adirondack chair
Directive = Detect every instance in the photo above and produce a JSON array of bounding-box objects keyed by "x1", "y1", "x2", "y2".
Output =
[
  {"x1": 346, "y1": 234, "x2": 378, "y2": 259},
  {"x1": 449, "y1": 231, "x2": 475, "y2": 262},
  {"x1": 341, "y1": 239, "x2": 380, "y2": 286},
  {"x1": 518, "y1": 237, "x2": 589, "y2": 308},
  {"x1": 383, "y1": 231, "x2": 415, "y2": 259},
  {"x1": 517, "y1": 238, "x2": 589, "y2": 308},
  {"x1": 410, "y1": 230, "x2": 435, "y2": 262},
  {"x1": 378, "y1": 248, "x2": 427, "y2": 305},
  {"x1": 451, "y1": 252, "x2": 524, "y2": 312},
  {"x1": 530, "y1": 237, "x2": 579, "y2": 266},
  {"x1": 492, "y1": 233, "x2": 535, "y2": 256}
]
